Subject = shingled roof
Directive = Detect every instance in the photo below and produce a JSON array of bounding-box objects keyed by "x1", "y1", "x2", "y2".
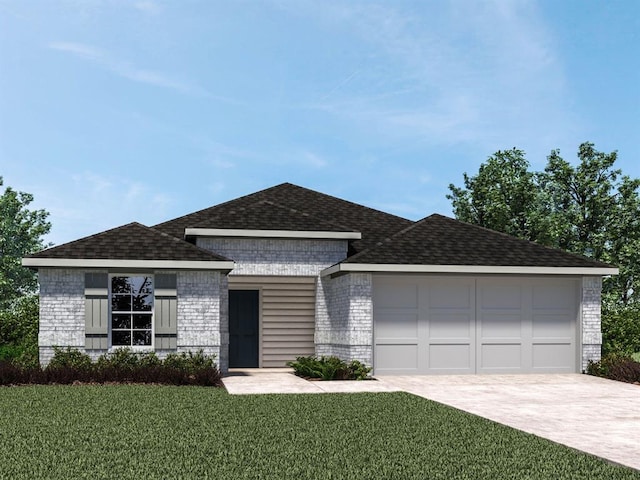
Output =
[
  {"x1": 189, "y1": 200, "x2": 357, "y2": 233},
  {"x1": 343, "y1": 214, "x2": 614, "y2": 268},
  {"x1": 26, "y1": 222, "x2": 230, "y2": 262},
  {"x1": 153, "y1": 183, "x2": 412, "y2": 253}
]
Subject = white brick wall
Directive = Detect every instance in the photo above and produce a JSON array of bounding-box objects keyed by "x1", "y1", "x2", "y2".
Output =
[
  {"x1": 196, "y1": 238, "x2": 347, "y2": 276},
  {"x1": 38, "y1": 268, "x2": 85, "y2": 365},
  {"x1": 317, "y1": 273, "x2": 373, "y2": 366},
  {"x1": 581, "y1": 276, "x2": 603, "y2": 370},
  {"x1": 176, "y1": 270, "x2": 230, "y2": 372}
]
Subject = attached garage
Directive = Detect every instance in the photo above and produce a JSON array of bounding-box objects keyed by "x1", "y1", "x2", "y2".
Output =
[{"x1": 373, "y1": 275, "x2": 579, "y2": 375}]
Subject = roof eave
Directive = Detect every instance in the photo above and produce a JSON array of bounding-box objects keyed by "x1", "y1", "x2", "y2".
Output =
[
  {"x1": 22, "y1": 258, "x2": 236, "y2": 271},
  {"x1": 320, "y1": 263, "x2": 619, "y2": 277},
  {"x1": 184, "y1": 228, "x2": 361, "y2": 240}
]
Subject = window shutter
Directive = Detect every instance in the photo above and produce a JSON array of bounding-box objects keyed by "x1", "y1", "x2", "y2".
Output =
[
  {"x1": 85, "y1": 273, "x2": 108, "y2": 350},
  {"x1": 155, "y1": 274, "x2": 177, "y2": 350}
]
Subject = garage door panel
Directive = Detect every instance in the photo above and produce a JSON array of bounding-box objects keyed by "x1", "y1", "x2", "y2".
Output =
[
  {"x1": 533, "y1": 284, "x2": 574, "y2": 310},
  {"x1": 375, "y1": 311, "x2": 418, "y2": 338},
  {"x1": 375, "y1": 284, "x2": 418, "y2": 308},
  {"x1": 532, "y1": 314, "x2": 573, "y2": 337},
  {"x1": 532, "y1": 344, "x2": 574, "y2": 370},
  {"x1": 429, "y1": 313, "x2": 472, "y2": 339},
  {"x1": 479, "y1": 285, "x2": 523, "y2": 309},
  {"x1": 480, "y1": 313, "x2": 523, "y2": 338},
  {"x1": 429, "y1": 284, "x2": 473, "y2": 309},
  {"x1": 375, "y1": 344, "x2": 418, "y2": 372},
  {"x1": 429, "y1": 344, "x2": 471, "y2": 371},
  {"x1": 480, "y1": 344, "x2": 522, "y2": 369}
]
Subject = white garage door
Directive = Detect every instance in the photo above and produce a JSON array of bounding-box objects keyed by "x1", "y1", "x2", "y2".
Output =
[{"x1": 373, "y1": 276, "x2": 578, "y2": 375}]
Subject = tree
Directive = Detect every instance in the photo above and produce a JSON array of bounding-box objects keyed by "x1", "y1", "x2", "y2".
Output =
[
  {"x1": 448, "y1": 142, "x2": 640, "y2": 308},
  {"x1": 0, "y1": 176, "x2": 51, "y2": 308},
  {"x1": 447, "y1": 149, "x2": 551, "y2": 244},
  {"x1": 0, "y1": 177, "x2": 50, "y2": 366}
]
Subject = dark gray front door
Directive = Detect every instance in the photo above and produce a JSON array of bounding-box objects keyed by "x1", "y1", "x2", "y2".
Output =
[{"x1": 229, "y1": 290, "x2": 259, "y2": 368}]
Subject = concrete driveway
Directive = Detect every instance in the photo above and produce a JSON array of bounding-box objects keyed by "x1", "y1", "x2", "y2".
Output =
[{"x1": 378, "y1": 374, "x2": 640, "y2": 471}]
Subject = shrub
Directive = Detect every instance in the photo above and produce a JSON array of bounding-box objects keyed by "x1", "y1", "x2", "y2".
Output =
[
  {"x1": 601, "y1": 306, "x2": 640, "y2": 357},
  {"x1": 0, "y1": 348, "x2": 221, "y2": 386},
  {"x1": 587, "y1": 353, "x2": 640, "y2": 384},
  {"x1": 287, "y1": 356, "x2": 372, "y2": 380}
]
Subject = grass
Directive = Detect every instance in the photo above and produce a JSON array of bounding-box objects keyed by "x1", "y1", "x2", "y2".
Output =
[
  {"x1": 0, "y1": 387, "x2": 638, "y2": 479},
  {"x1": 632, "y1": 352, "x2": 640, "y2": 362}
]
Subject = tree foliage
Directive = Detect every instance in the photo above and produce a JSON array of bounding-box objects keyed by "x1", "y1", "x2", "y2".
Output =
[
  {"x1": 448, "y1": 142, "x2": 640, "y2": 307},
  {"x1": 0, "y1": 177, "x2": 50, "y2": 366},
  {"x1": 0, "y1": 176, "x2": 51, "y2": 308}
]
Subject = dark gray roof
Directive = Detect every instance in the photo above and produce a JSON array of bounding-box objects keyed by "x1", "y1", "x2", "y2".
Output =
[
  {"x1": 189, "y1": 200, "x2": 357, "y2": 233},
  {"x1": 27, "y1": 222, "x2": 231, "y2": 262},
  {"x1": 344, "y1": 214, "x2": 614, "y2": 268},
  {"x1": 153, "y1": 183, "x2": 413, "y2": 254}
]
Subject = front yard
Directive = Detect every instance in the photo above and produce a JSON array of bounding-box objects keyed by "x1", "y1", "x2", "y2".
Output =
[{"x1": 1, "y1": 386, "x2": 638, "y2": 479}]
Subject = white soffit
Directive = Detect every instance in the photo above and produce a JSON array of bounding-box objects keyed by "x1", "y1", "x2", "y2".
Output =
[
  {"x1": 22, "y1": 258, "x2": 235, "y2": 270},
  {"x1": 184, "y1": 228, "x2": 361, "y2": 240},
  {"x1": 320, "y1": 263, "x2": 619, "y2": 277}
]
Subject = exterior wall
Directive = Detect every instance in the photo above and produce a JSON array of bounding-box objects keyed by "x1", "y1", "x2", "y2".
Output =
[
  {"x1": 316, "y1": 273, "x2": 373, "y2": 366},
  {"x1": 38, "y1": 269, "x2": 85, "y2": 365},
  {"x1": 176, "y1": 270, "x2": 229, "y2": 373},
  {"x1": 581, "y1": 276, "x2": 603, "y2": 371},
  {"x1": 196, "y1": 238, "x2": 347, "y2": 276},
  {"x1": 197, "y1": 237, "x2": 355, "y2": 367},
  {"x1": 229, "y1": 276, "x2": 316, "y2": 367}
]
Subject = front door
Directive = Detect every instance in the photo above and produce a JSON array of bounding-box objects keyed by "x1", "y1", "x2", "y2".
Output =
[{"x1": 229, "y1": 290, "x2": 259, "y2": 368}]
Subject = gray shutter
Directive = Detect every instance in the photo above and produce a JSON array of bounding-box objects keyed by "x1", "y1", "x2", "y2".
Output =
[
  {"x1": 85, "y1": 273, "x2": 108, "y2": 350},
  {"x1": 155, "y1": 274, "x2": 177, "y2": 350}
]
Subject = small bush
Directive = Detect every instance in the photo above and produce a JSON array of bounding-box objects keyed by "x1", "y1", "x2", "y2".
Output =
[
  {"x1": 0, "y1": 348, "x2": 221, "y2": 386},
  {"x1": 601, "y1": 306, "x2": 640, "y2": 357},
  {"x1": 587, "y1": 353, "x2": 640, "y2": 384},
  {"x1": 287, "y1": 356, "x2": 372, "y2": 380}
]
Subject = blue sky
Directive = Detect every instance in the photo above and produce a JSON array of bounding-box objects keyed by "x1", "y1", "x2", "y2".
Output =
[{"x1": 1, "y1": 1, "x2": 638, "y2": 246}]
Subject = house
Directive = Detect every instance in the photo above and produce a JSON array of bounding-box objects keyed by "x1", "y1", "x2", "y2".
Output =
[{"x1": 22, "y1": 183, "x2": 617, "y2": 375}]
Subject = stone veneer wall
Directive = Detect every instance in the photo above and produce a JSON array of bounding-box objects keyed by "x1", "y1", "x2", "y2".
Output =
[
  {"x1": 38, "y1": 268, "x2": 85, "y2": 366},
  {"x1": 316, "y1": 273, "x2": 373, "y2": 366},
  {"x1": 581, "y1": 276, "x2": 603, "y2": 371}
]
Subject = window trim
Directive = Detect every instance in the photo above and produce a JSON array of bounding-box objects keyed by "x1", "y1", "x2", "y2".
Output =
[{"x1": 108, "y1": 273, "x2": 155, "y2": 351}]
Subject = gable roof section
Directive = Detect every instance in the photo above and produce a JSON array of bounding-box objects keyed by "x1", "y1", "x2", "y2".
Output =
[
  {"x1": 324, "y1": 214, "x2": 617, "y2": 275},
  {"x1": 22, "y1": 222, "x2": 234, "y2": 270},
  {"x1": 184, "y1": 200, "x2": 361, "y2": 239},
  {"x1": 153, "y1": 183, "x2": 412, "y2": 253}
]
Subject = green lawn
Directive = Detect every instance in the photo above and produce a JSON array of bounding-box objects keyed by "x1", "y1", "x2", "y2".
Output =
[{"x1": 0, "y1": 386, "x2": 638, "y2": 479}]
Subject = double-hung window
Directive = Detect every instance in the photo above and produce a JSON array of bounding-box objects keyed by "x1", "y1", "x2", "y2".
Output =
[{"x1": 110, "y1": 275, "x2": 153, "y2": 347}]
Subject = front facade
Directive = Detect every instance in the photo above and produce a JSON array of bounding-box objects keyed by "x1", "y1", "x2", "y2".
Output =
[{"x1": 23, "y1": 183, "x2": 616, "y2": 374}]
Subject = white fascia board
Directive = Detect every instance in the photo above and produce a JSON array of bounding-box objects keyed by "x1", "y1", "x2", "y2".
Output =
[
  {"x1": 184, "y1": 228, "x2": 361, "y2": 240},
  {"x1": 22, "y1": 258, "x2": 235, "y2": 270},
  {"x1": 320, "y1": 263, "x2": 619, "y2": 277}
]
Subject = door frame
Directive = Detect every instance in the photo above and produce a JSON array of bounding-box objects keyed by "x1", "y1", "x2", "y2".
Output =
[{"x1": 229, "y1": 286, "x2": 262, "y2": 368}]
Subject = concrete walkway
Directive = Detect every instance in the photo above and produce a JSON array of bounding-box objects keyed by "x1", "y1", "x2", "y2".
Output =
[
  {"x1": 222, "y1": 370, "x2": 640, "y2": 471},
  {"x1": 222, "y1": 368, "x2": 400, "y2": 394}
]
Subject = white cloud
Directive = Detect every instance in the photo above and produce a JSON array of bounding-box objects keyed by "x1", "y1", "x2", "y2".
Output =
[
  {"x1": 48, "y1": 41, "x2": 211, "y2": 97},
  {"x1": 134, "y1": 1, "x2": 161, "y2": 14},
  {"x1": 287, "y1": 0, "x2": 574, "y2": 151}
]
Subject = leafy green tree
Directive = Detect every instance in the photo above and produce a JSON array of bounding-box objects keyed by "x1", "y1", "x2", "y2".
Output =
[
  {"x1": 447, "y1": 149, "x2": 548, "y2": 242},
  {"x1": 0, "y1": 177, "x2": 50, "y2": 365},
  {"x1": 0, "y1": 176, "x2": 51, "y2": 308},
  {"x1": 448, "y1": 142, "x2": 640, "y2": 308}
]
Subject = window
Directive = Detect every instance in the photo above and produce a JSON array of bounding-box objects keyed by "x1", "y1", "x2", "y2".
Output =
[{"x1": 110, "y1": 276, "x2": 153, "y2": 347}]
